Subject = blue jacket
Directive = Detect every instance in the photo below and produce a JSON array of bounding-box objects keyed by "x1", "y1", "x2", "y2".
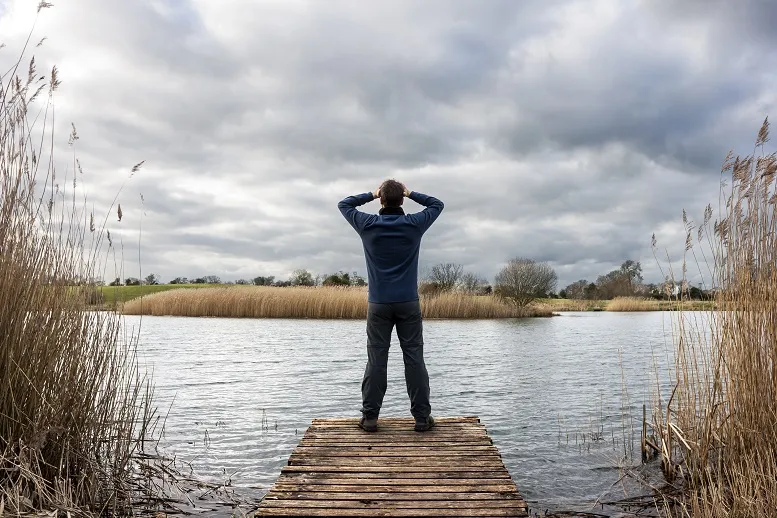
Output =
[{"x1": 338, "y1": 192, "x2": 444, "y2": 303}]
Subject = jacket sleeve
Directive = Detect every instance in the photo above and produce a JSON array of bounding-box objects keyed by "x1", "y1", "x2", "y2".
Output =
[
  {"x1": 337, "y1": 192, "x2": 376, "y2": 233},
  {"x1": 407, "y1": 192, "x2": 444, "y2": 233}
]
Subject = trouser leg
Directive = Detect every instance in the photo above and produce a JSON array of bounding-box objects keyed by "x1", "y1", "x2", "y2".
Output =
[
  {"x1": 394, "y1": 300, "x2": 431, "y2": 420},
  {"x1": 361, "y1": 303, "x2": 393, "y2": 419}
]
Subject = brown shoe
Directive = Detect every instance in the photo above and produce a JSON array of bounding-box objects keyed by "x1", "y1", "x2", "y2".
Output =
[
  {"x1": 359, "y1": 416, "x2": 378, "y2": 433},
  {"x1": 414, "y1": 415, "x2": 435, "y2": 432}
]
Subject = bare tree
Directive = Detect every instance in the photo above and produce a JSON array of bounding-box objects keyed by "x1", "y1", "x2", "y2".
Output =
[
  {"x1": 427, "y1": 263, "x2": 464, "y2": 292},
  {"x1": 459, "y1": 272, "x2": 489, "y2": 294},
  {"x1": 563, "y1": 279, "x2": 589, "y2": 299},
  {"x1": 494, "y1": 258, "x2": 557, "y2": 307}
]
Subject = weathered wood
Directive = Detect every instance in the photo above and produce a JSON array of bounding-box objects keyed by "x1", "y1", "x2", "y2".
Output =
[
  {"x1": 289, "y1": 460, "x2": 503, "y2": 469},
  {"x1": 300, "y1": 440, "x2": 494, "y2": 448},
  {"x1": 280, "y1": 466, "x2": 511, "y2": 476},
  {"x1": 271, "y1": 484, "x2": 518, "y2": 493},
  {"x1": 261, "y1": 499, "x2": 525, "y2": 508},
  {"x1": 293, "y1": 446, "x2": 499, "y2": 456},
  {"x1": 311, "y1": 416, "x2": 481, "y2": 424},
  {"x1": 257, "y1": 417, "x2": 527, "y2": 517},
  {"x1": 256, "y1": 509, "x2": 525, "y2": 517},
  {"x1": 281, "y1": 466, "x2": 510, "y2": 478},
  {"x1": 276, "y1": 476, "x2": 514, "y2": 486}
]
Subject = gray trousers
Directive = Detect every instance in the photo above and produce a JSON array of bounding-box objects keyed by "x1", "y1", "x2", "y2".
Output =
[{"x1": 361, "y1": 300, "x2": 431, "y2": 420}]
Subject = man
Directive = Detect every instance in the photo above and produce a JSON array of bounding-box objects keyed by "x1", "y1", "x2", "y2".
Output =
[{"x1": 338, "y1": 179, "x2": 444, "y2": 433}]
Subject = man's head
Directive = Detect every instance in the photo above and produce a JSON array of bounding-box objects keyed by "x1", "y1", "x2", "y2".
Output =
[{"x1": 379, "y1": 179, "x2": 405, "y2": 207}]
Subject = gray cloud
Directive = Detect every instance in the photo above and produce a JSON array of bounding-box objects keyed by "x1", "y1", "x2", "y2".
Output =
[{"x1": 0, "y1": 0, "x2": 773, "y2": 288}]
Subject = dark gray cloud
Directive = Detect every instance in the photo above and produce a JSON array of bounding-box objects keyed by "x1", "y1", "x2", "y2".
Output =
[{"x1": 0, "y1": 0, "x2": 773, "y2": 288}]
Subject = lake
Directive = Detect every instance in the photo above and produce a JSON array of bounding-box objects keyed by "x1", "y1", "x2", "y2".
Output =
[{"x1": 129, "y1": 311, "x2": 679, "y2": 515}]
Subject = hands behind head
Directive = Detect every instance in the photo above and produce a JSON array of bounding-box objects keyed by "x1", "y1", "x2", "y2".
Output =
[{"x1": 373, "y1": 183, "x2": 410, "y2": 200}]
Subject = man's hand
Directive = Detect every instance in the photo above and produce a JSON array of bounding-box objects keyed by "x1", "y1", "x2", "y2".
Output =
[
  {"x1": 373, "y1": 187, "x2": 381, "y2": 200},
  {"x1": 403, "y1": 186, "x2": 411, "y2": 197}
]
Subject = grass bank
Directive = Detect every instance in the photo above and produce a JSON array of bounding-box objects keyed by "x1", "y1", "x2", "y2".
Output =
[
  {"x1": 99, "y1": 283, "x2": 218, "y2": 307},
  {"x1": 535, "y1": 297, "x2": 714, "y2": 312},
  {"x1": 121, "y1": 285, "x2": 552, "y2": 318}
]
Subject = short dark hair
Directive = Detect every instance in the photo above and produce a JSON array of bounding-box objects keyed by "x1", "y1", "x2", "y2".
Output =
[{"x1": 380, "y1": 179, "x2": 404, "y2": 207}]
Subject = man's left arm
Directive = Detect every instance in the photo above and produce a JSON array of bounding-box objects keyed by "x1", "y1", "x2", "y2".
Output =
[{"x1": 337, "y1": 192, "x2": 376, "y2": 233}]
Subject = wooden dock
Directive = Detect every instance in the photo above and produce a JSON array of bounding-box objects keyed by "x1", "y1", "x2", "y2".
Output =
[{"x1": 256, "y1": 416, "x2": 528, "y2": 517}]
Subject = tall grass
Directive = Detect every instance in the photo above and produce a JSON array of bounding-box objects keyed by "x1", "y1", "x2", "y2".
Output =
[
  {"x1": 650, "y1": 119, "x2": 777, "y2": 516},
  {"x1": 122, "y1": 285, "x2": 552, "y2": 318},
  {"x1": 0, "y1": 17, "x2": 155, "y2": 515},
  {"x1": 606, "y1": 296, "x2": 656, "y2": 312}
]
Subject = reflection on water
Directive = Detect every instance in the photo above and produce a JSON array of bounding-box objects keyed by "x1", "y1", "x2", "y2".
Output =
[{"x1": 129, "y1": 311, "x2": 678, "y2": 514}]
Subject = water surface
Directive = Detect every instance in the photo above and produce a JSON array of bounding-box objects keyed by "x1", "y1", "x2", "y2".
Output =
[{"x1": 130, "y1": 312, "x2": 679, "y2": 514}]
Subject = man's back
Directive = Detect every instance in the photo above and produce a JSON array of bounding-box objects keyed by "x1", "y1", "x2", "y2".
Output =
[
  {"x1": 337, "y1": 180, "x2": 443, "y2": 434},
  {"x1": 338, "y1": 191, "x2": 444, "y2": 303}
]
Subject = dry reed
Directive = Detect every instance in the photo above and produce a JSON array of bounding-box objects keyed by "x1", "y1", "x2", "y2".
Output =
[
  {"x1": 0, "y1": 18, "x2": 157, "y2": 515},
  {"x1": 650, "y1": 119, "x2": 777, "y2": 516},
  {"x1": 122, "y1": 285, "x2": 552, "y2": 318},
  {"x1": 607, "y1": 296, "x2": 657, "y2": 312}
]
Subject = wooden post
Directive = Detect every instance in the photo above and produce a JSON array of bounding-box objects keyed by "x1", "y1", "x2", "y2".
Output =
[{"x1": 641, "y1": 404, "x2": 647, "y2": 463}]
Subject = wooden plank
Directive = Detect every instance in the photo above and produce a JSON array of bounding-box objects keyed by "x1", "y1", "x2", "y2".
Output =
[
  {"x1": 311, "y1": 417, "x2": 481, "y2": 424},
  {"x1": 256, "y1": 508, "x2": 525, "y2": 517},
  {"x1": 288, "y1": 457, "x2": 506, "y2": 467},
  {"x1": 281, "y1": 466, "x2": 510, "y2": 478},
  {"x1": 293, "y1": 446, "x2": 499, "y2": 456},
  {"x1": 299, "y1": 435, "x2": 492, "y2": 448},
  {"x1": 261, "y1": 499, "x2": 525, "y2": 508},
  {"x1": 306, "y1": 424, "x2": 485, "y2": 431},
  {"x1": 277, "y1": 480, "x2": 512, "y2": 486},
  {"x1": 265, "y1": 489, "x2": 526, "y2": 505},
  {"x1": 270, "y1": 484, "x2": 518, "y2": 493},
  {"x1": 300, "y1": 442, "x2": 493, "y2": 449},
  {"x1": 258, "y1": 416, "x2": 527, "y2": 517}
]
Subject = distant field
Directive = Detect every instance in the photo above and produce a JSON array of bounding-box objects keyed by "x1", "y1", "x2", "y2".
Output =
[
  {"x1": 97, "y1": 286, "x2": 716, "y2": 314},
  {"x1": 121, "y1": 285, "x2": 551, "y2": 319},
  {"x1": 99, "y1": 284, "x2": 220, "y2": 306}
]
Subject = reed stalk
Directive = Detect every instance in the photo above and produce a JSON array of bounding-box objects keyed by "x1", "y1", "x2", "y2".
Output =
[
  {"x1": 0, "y1": 13, "x2": 156, "y2": 515},
  {"x1": 650, "y1": 118, "x2": 777, "y2": 516}
]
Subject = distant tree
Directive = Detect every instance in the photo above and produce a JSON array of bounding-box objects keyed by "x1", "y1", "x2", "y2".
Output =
[
  {"x1": 563, "y1": 279, "x2": 590, "y2": 300},
  {"x1": 559, "y1": 289, "x2": 567, "y2": 298},
  {"x1": 494, "y1": 258, "x2": 558, "y2": 308},
  {"x1": 144, "y1": 273, "x2": 160, "y2": 285},
  {"x1": 125, "y1": 277, "x2": 141, "y2": 286},
  {"x1": 235, "y1": 278, "x2": 251, "y2": 285},
  {"x1": 253, "y1": 276, "x2": 276, "y2": 286},
  {"x1": 427, "y1": 263, "x2": 464, "y2": 292},
  {"x1": 289, "y1": 269, "x2": 315, "y2": 287},
  {"x1": 351, "y1": 272, "x2": 367, "y2": 286},
  {"x1": 586, "y1": 282, "x2": 598, "y2": 299},
  {"x1": 619, "y1": 260, "x2": 643, "y2": 292},
  {"x1": 596, "y1": 260, "x2": 644, "y2": 299},
  {"x1": 323, "y1": 271, "x2": 351, "y2": 286},
  {"x1": 202, "y1": 275, "x2": 221, "y2": 284},
  {"x1": 170, "y1": 277, "x2": 189, "y2": 285},
  {"x1": 459, "y1": 272, "x2": 489, "y2": 294},
  {"x1": 192, "y1": 277, "x2": 207, "y2": 284},
  {"x1": 109, "y1": 277, "x2": 122, "y2": 286},
  {"x1": 273, "y1": 280, "x2": 292, "y2": 287}
]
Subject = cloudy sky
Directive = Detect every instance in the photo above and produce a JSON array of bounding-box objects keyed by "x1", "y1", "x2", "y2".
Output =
[{"x1": 1, "y1": 0, "x2": 775, "y2": 288}]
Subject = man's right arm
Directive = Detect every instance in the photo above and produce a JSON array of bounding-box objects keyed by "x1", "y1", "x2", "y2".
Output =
[{"x1": 407, "y1": 191, "x2": 444, "y2": 233}]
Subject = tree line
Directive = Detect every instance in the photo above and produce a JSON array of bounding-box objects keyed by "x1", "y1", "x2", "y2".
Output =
[{"x1": 102, "y1": 257, "x2": 710, "y2": 306}]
